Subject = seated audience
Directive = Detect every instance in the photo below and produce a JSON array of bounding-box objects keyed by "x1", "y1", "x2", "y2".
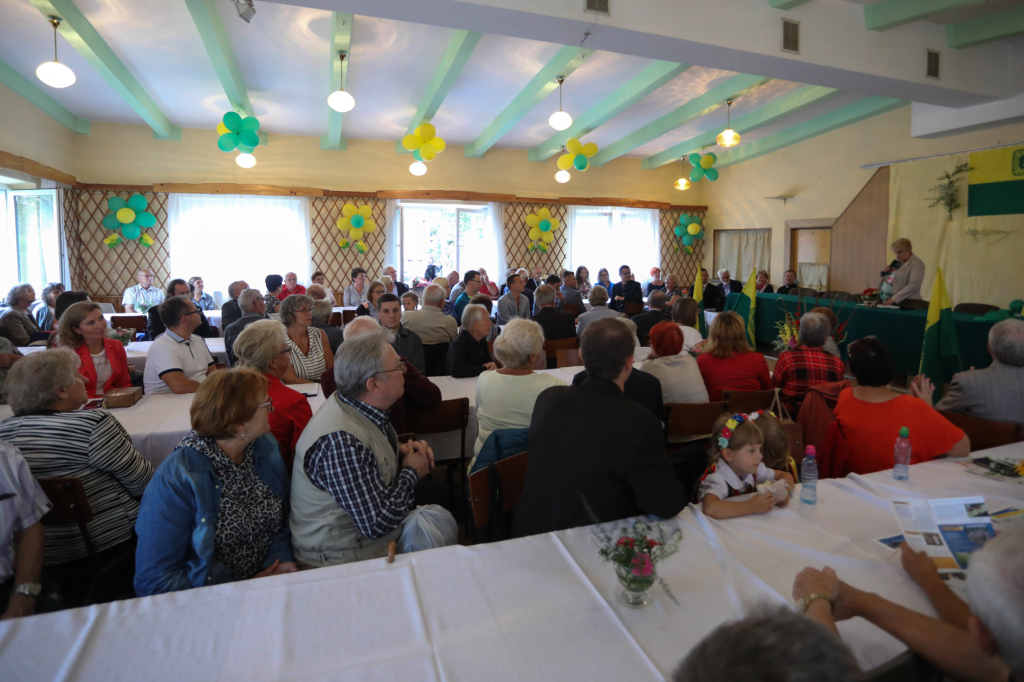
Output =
[
  {"x1": 454, "y1": 270, "x2": 482, "y2": 326},
  {"x1": 771, "y1": 312, "x2": 846, "y2": 415},
  {"x1": 0, "y1": 337, "x2": 23, "y2": 404},
  {"x1": 478, "y1": 267, "x2": 499, "y2": 297},
  {"x1": 378, "y1": 293, "x2": 425, "y2": 374},
  {"x1": 220, "y1": 280, "x2": 248, "y2": 330},
  {"x1": 224, "y1": 288, "x2": 267, "y2": 365},
  {"x1": 121, "y1": 269, "x2": 163, "y2": 313},
  {"x1": 777, "y1": 270, "x2": 799, "y2": 295},
  {"x1": 447, "y1": 270, "x2": 464, "y2": 303},
  {"x1": 525, "y1": 267, "x2": 543, "y2": 292},
  {"x1": 311, "y1": 270, "x2": 337, "y2": 305},
  {"x1": 402, "y1": 284, "x2": 457, "y2": 376},
  {"x1": 715, "y1": 269, "x2": 744, "y2": 311},
  {"x1": 697, "y1": 312, "x2": 771, "y2": 401},
  {"x1": 188, "y1": 276, "x2": 217, "y2": 310},
  {"x1": 503, "y1": 268, "x2": 535, "y2": 310},
  {"x1": 134, "y1": 369, "x2": 295, "y2": 595},
  {"x1": 532, "y1": 285, "x2": 576, "y2": 365},
  {"x1": 32, "y1": 282, "x2": 64, "y2": 332},
  {"x1": 594, "y1": 267, "x2": 614, "y2": 295},
  {"x1": 672, "y1": 296, "x2": 704, "y2": 352},
  {"x1": 471, "y1": 294, "x2": 501, "y2": 342},
  {"x1": 559, "y1": 270, "x2": 587, "y2": 315},
  {"x1": 672, "y1": 606, "x2": 861, "y2": 682},
  {"x1": 0, "y1": 440, "x2": 54, "y2": 620},
  {"x1": 143, "y1": 297, "x2": 218, "y2": 394},
  {"x1": 576, "y1": 285, "x2": 619, "y2": 337},
  {"x1": 756, "y1": 412, "x2": 798, "y2": 480},
  {"x1": 638, "y1": 322, "x2": 708, "y2": 406},
  {"x1": 663, "y1": 273, "x2": 684, "y2": 300},
  {"x1": 277, "y1": 272, "x2": 306, "y2": 300},
  {"x1": 834, "y1": 337, "x2": 969, "y2": 473},
  {"x1": 449, "y1": 304, "x2": 496, "y2": 378},
  {"x1": 513, "y1": 318, "x2": 686, "y2": 537},
  {"x1": 498, "y1": 273, "x2": 531, "y2": 324},
  {"x1": 609, "y1": 265, "x2": 643, "y2": 313},
  {"x1": 311, "y1": 300, "x2": 344, "y2": 354},
  {"x1": 810, "y1": 306, "x2": 842, "y2": 358},
  {"x1": 264, "y1": 274, "x2": 284, "y2": 314},
  {"x1": 343, "y1": 268, "x2": 369, "y2": 307},
  {"x1": 0, "y1": 285, "x2": 39, "y2": 347},
  {"x1": 59, "y1": 302, "x2": 132, "y2": 398},
  {"x1": 401, "y1": 291, "x2": 418, "y2": 311},
  {"x1": 281, "y1": 294, "x2": 334, "y2": 383},
  {"x1": 755, "y1": 270, "x2": 773, "y2": 294},
  {"x1": 538, "y1": 274, "x2": 565, "y2": 314},
  {"x1": 575, "y1": 265, "x2": 591, "y2": 297},
  {"x1": 792, "y1": 525, "x2": 1024, "y2": 682},
  {"x1": 54, "y1": 290, "x2": 91, "y2": 324},
  {"x1": 646, "y1": 267, "x2": 666, "y2": 296},
  {"x1": 290, "y1": 329, "x2": 454, "y2": 566},
  {"x1": 700, "y1": 268, "x2": 720, "y2": 312},
  {"x1": 699, "y1": 412, "x2": 795, "y2": 519},
  {"x1": 379, "y1": 275, "x2": 396, "y2": 297},
  {"x1": 382, "y1": 265, "x2": 409, "y2": 297},
  {"x1": 0, "y1": 350, "x2": 153, "y2": 567},
  {"x1": 306, "y1": 284, "x2": 327, "y2": 301},
  {"x1": 632, "y1": 290, "x2": 670, "y2": 345},
  {"x1": 432, "y1": 276, "x2": 457, "y2": 317},
  {"x1": 472, "y1": 319, "x2": 567, "y2": 469},
  {"x1": 233, "y1": 320, "x2": 312, "y2": 473},
  {"x1": 147, "y1": 279, "x2": 214, "y2": 340}
]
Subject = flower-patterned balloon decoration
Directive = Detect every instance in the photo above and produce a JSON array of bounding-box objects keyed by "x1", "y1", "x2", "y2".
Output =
[
  {"x1": 688, "y1": 152, "x2": 719, "y2": 183},
  {"x1": 672, "y1": 214, "x2": 705, "y2": 255},
  {"x1": 557, "y1": 138, "x2": 599, "y2": 173},
  {"x1": 525, "y1": 207, "x2": 560, "y2": 253},
  {"x1": 216, "y1": 111, "x2": 261, "y2": 154},
  {"x1": 336, "y1": 203, "x2": 375, "y2": 254},
  {"x1": 101, "y1": 194, "x2": 156, "y2": 248},
  {"x1": 402, "y1": 123, "x2": 447, "y2": 162}
]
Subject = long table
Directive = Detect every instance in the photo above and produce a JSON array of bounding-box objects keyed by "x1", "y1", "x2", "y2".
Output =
[
  {"x1": 3, "y1": 447, "x2": 1020, "y2": 681},
  {"x1": 726, "y1": 292, "x2": 995, "y2": 379}
]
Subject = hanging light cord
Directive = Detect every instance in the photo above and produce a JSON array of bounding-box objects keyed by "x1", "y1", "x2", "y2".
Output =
[
  {"x1": 558, "y1": 78, "x2": 563, "y2": 110},
  {"x1": 726, "y1": 100, "x2": 732, "y2": 128},
  {"x1": 51, "y1": 18, "x2": 60, "y2": 61}
]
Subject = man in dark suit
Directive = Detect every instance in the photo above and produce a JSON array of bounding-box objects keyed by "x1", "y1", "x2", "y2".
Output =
[
  {"x1": 148, "y1": 279, "x2": 214, "y2": 340},
  {"x1": 223, "y1": 288, "x2": 267, "y2": 365},
  {"x1": 699, "y1": 269, "x2": 719, "y2": 312},
  {"x1": 383, "y1": 265, "x2": 409, "y2": 297},
  {"x1": 532, "y1": 285, "x2": 576, "y2": 368},
  {"x1": 525, "y1": 266, "x2": 544, "y2": 292},
  {"x1": 715, "y1": 269, "x2": 743, "y2": 311},
  {"x1": 220, "y1": 280, "x2": 247, "y2": 330},
  {"x1": 609, "y1": 264, "x2": 644, "y2": 314},
  {"x1": 559, "y1": 270, "x2": 587, "y2": 317},
  {"x1": 631, "y1": 291, "x2": 670, "y2": 346},
  {"x1": 513, "y1": 318, "x2": 685, "y2": 537},
  {"x1": 777, "y1": 270, "x2": 799, "y2": 295}
]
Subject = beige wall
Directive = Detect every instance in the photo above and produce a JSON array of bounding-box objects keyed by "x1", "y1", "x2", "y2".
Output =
[
  {"x1": 0, "y1": 82, "x2": 77, "y2": 177},
  {"x1": 703, "y1": 106, "x2": 1024, "y2": 286}
]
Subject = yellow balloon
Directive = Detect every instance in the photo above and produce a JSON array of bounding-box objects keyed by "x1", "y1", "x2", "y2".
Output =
[
  {"x1": 342, "y1": 203, "x2": 357, "y2": 218},
  {"x1": 358, "y1": 205, "x2": 373, "y2": 219},
  {"x1": 700, "y1": 155, "x2": 714, "y2": 169},
  {"x1": 557, "y1": 153, "x2": 575, "y2": 171},
  {"x1": 528, "y1": 227, "x2": 541, "y2": 241},
  {"x1": 349, "y1": 227, "x2": 363, "y2": 240},
  {"x1": 116, "y1": 208, "x2": 136, "y2": 224},
  {"x1": 402, "y1": 134, "x2": 422, "y2": 151},
  {"x1": 419, "y1": 143, "x2": 437, "y2": 161},
  {"x1": 216, "y1": 122, "x2": 230, "y2": 136},
  {"x1": 581, "y1": 142, "x2": 598, "y2": 157},
  {"x1": 525, "y1": 214, "x2": 540, "y2": 228},
  {"x1": 541, "y1": 231, "x2": 554, "y2": 243},
  {"x1": 416, "y1": 123, "x2": 436, "y2": 143},
  {"x1": 432, "y1": 137, "x2": 446, "y2": 153},
  {"x1": 548, "y1": 219, "x2": 560, "y2": 231},
  {"x1": 336, "y1": 216, "x2": 351, "y2": 230},
  {"x1": 363, "y1": 222, "x2": 376, "y2": 233},
  {"x1": 538, "y1": 207, "x2": 551, "y2": 220},
  {"x1": 566, "y1": 138, "x2": 582, "y2": 155},
  {"x1": 687, "y1": 223, "x2": 700, "y2": 235}
]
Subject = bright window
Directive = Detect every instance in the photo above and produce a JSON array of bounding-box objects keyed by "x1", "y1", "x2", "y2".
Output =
[
  {"x1": 0, "y1": 189, "x2": 63, "y2": 297},
  {"x1": 568, "y1": 206, "x2": 660, "y2": 289},
  {"x1": 400, "y1": 205, "x2": 491, "y2": 282}
]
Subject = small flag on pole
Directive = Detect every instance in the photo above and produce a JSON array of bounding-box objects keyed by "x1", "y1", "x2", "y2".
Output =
[
  {"x1": 919, "y1": 267, "x2": 961, "y2": 403},
  {"x1": 727, "y1": 269, "x2": 758, "y2": 347},
  {"x1": 139, "y1": 233, "x2": 155, "y2": 248},
  {"x1": 103, "y1": 233, "x2": 122, "y2": 248},
  {"x1": 693, "y1": 266, "x2": 706, "y2": 337}
]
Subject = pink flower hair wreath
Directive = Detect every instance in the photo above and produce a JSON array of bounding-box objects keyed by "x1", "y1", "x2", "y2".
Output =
[{"x1": 716, "y1": 410, "x2": 772, "y2": 450}]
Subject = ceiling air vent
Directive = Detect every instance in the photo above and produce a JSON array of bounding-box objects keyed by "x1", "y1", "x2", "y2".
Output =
[
  {"x1": 927, "y1": 50, "x2": 940, "y2": 80},
  {"x1": 585, "y1": 0, "x2": 609, "y2": 17},
  {"x1": 781, "y1": 19, "x2": 800, "y2": 54}
]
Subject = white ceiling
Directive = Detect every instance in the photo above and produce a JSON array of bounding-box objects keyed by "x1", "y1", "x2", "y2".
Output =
[{"x1": 840, "y1": 0, "x2": 1024, "y2": 25}]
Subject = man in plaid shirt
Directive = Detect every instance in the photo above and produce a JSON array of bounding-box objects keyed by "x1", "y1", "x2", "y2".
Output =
[{"x1": 771, "y1": 312, "x2": 846, "y2": 415}]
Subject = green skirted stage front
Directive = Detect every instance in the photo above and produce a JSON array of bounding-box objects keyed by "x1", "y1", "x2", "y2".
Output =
[{"x1": 724, "y1": 292, "x2": 995, "y2": 381}]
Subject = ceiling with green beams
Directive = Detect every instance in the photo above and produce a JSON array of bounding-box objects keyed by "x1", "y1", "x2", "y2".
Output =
[{"x1": 0, "y1": 0, "x2": 1020, "y2": 171}]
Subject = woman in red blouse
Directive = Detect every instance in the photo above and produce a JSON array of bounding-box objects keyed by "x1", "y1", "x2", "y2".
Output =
[
  {"x1": 696, "y1": 311, "x2": 771, "y2": 401},
  {"x1": 232, "y1": 319, "x2": 313, "y2": 473},
  {"x1": 59, "y1": 302, "x2": 132, "y2": 398}
]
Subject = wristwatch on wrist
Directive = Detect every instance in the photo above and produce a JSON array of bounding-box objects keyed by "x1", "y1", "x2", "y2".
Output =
[
  {"x1": 12, "y1": 582, "x2": 42, "y2": 599},
  {"x1": 797, "y1": 593, "x2": 833, "y2": 613}
]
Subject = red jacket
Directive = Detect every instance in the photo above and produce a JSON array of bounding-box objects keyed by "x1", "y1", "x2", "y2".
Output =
[
  {"x1": 265, "y1": 373, "x2": 312, "y2": 474},
  {"x1": 74, "y1": 338, "x2": 132, "y2": 398},
  {"x1": 696, "y1": 351, "x2": 771, "y2": 402},
  {"x1": 277, "y1": 284, "x2": 307, "y2": 301}
]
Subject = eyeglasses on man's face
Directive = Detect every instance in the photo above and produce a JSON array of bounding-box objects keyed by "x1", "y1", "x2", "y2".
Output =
[{"x1": 375, "y1": 363, "x2": 407, "y2": 377}]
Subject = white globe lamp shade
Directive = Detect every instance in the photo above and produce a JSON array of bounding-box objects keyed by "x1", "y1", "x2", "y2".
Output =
[
  {"x1": 555, "y1": 170, "x2": 571, "y2": 184},
  {"x1": 36, "y1": 60, "x2": 76, "y2": 88},
  {"x1": 236, "y1": 153, "x2": 256, "y2": 169},
  {"x1": 327, "y1": 89, "x2": 355, "y2": 113},
  {"x1": 674, "y1": 178, "x2": 690, "y2": 191},
  {"x1": 409, "y1": 161, "x2": 427, "y2": 177},
  {"x1": 716, "y1": 128, "x2": 741, "y2": 148},
  {"x1": 548, "y1": 110, "x2": 572, "y2": 131}
]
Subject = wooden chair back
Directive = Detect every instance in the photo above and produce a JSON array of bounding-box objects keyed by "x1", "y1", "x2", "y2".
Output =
[
  {"x1": 320, "y1": 368, "x2": 336, "y2": 397},
  {"x1": 563, "y1": 303, "x2": 580, "y2": 317},
  {"x1": 405, "y1": 398, "x2": 470, "y2": 438},
  {"x1": 937, "y1": 410, "x2": 1024, "y2": 452},
  {"x1": 468, "y1": 451, "x2": 528, "y2": 534},
  {"x1": 37, "y1": 477, "x2": 96, "y2": 557},
  {"x1": 722, "y1": 389, "x2": 775, "y2": 414},
  {"x1": 532, "y1": 352, "x2": 547, "y2": 370},
  {"x1": 899, "y1": 299, "x2": 930, "y2": 310},
  {"x1": 329, "y1": 311, "x2": 342, "y2": 327},
  {"x1": 624, "y1": 301, "x2": 644, "y2": 317},
  {"x1": 111, "y1": 314, "x2": 147, "y2": 332},
  {"x1": 952, "y1": 303, "x2": 999, "y2": 316},
  {"x1": 798, "y1": 288, "x2": 819, "y2": 299},
  {"x1": 665, "y1": 401, "x2": 730, "y2": 440},
  {"x1": 556, "y1": 348, "x2": 584, "y2": 368},
  {"x1": 544, "y1": 337, "x2": 578, "y2": 360},
  {"x1": 342, "y1": 309, "x2": 357, "y2": 325},
  {"x1": 830, "y1": 291, "x2": 853, "y2": 302}
]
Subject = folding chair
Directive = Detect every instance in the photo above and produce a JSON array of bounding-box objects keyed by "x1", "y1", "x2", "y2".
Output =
[
  {"x1": 722, "y1": 389, "x2": 775, "y2": 414},
  {"x1": 468, "y1": 451, "x2": 528, "y2": 542},
  {"x1": 404, "y1": 398, "x2": 471, "y2": 508}
]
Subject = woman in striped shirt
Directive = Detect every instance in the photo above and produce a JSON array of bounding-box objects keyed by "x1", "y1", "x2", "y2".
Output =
[
  {"x1": 0, "y1": 350, "x2": 153, "y2": 567},
  {"x1": 280, "y1": 294, "x2": 334, "y2": 383}
]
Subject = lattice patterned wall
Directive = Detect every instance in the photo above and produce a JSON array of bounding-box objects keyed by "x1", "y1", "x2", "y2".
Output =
[
  {"x1": 659, "y1": 208, "x2": 707, "y2": 289},
  {"x1": 310, "y1": 196, "x2": 388, "y2": 288},
  {"x1": 502, "y1": 202, "x2": 568, "y2": 277},
  {"x1": 76, "y1": 191, "x2": 171, "y2": 297},
  {"x1": 59, "y1": 188, "x2": 84, "y2": 290}
]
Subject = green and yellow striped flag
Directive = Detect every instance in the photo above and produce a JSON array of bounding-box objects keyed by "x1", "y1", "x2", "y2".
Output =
[
  {"x1": 693, "y1": 266, "x2": 706, "y2": 338},
  {"x1": 726, "y1": 269, "x2": 758, "y2": 347},
  {"x1": 968, "y1": 145, "x2": 1024, "y2": 217},
  {"x1": 919, "y1": 267, "x2": 961, "y2": 404}
]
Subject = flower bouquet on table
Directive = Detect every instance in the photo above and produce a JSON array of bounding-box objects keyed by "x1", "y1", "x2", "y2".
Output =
[
  {"x1": 411, "y1": 277, "x2": 422, "y2": 289},
  {"x1": 861, "y1": 288, "x2": 881, "y2": 307},
  {"x1": 590, "y1": 516, "x2": 682, "y2": 608},
  {"x1": 112, "y1": 328, "x2": 134, "y2": 348},
  {"x1": 773, "y1": 311, "x2": 800, "y2": 355}
]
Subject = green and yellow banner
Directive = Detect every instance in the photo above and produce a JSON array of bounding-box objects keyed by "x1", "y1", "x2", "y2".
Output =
[
  {"x1": 726, "y1": 269, "x2": 758, "y2": 347},
  {"x1": 967, "y1": 145, "x2": 1024, "y2": 217},
  {"x1": 919, "y1": 267, "x2": 961, "y2": 403},
  {"x1": 693, "y1": 266, "x2": 706, "y2": 338}
]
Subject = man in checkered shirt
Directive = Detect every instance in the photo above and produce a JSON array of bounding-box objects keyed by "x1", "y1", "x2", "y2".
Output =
[{"x1": 771, "y1": 312, "x2": 846, "y2": 415}]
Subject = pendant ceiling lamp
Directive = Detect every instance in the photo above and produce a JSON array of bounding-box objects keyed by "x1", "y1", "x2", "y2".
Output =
[
  {"x1": 327, "y1": 52, "x2": 355, "y2": 113},
  {"x1": 716, "y1": 100, "x2": 740, "y2": 148},
  {"x1": 548, "y1": 76, "x2": 572, "y2": 131},
  {"x1": 236, "y1": 153, "x2": 256, "y2": 168},
  {"x1": 36, "y1": 17, "x2": 76, "y2": 89},
  {"x1": 674, "y1": 157, "x2": 690, "y2": 190},
  {"x1": 555, "y1": 170, "x2": 570, "y2": 183},
  {"x1": 409, "y1": 161, "x2": 427, "y2": 176}
]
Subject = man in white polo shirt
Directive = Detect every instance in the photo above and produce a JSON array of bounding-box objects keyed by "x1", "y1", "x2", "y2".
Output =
[
  {"x1": 143, "y1": 297, "x2": 218, "y2": 394},
  {"x1": 122, "y1": 269, "x2": 164, "y2": 314}
]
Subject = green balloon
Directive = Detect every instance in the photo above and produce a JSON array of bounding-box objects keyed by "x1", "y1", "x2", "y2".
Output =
[
  {"x1": 102, "y1": 214, "x2": 120, "y2": 230},
  {"x1": 688, "y1": 153, "x2": 702, "y2": 166},
  {"x1": 238, "y1": 130, "x2": 260, "y2": 149},
  {"x1": 127, "y1": 194, "x2": 147, "y2": 212},
  {"x1": 121, "y1": 224, "x2": 141, "y2": 240},
  {"x1": 108, "y1": 196, "x2": 127, "y2": 212},
  {"x1": 135, "y1": 211, "x2": 156, "y2": 228},
  {"x1": 682, "y1": 234, "x2": 695, "y2": 246},
  {"x1": 690, "y1": 166, "x2": 705, "y2": 182},
  {"x1": 223, "y1": 111, "x2": 243, "y2": 133},
  {"x1": 236, "y1": 142, "x2": 255, "y2": 154},
  {"x1": 218, "y1": 133, "x2": 239, "y2": 152},
  {"x1": 704, "y1": 152, "x2": 717, "y2": 164},
  {"x1": 705, "y1": 167, "x2": 719, "y2": 181},
  {"x1": 413, "y1": 149, "x2": 424, "y2": 161},
  {"x1": 695, "y1": 229, "x2": 705, "y2": 240},
  {"x1": 573, "y1": 154, "x2": 589, "y2": 171},
  {"x1": 539, "y1": 219, "x2": 551, "y2": 232},
  {"x1": 674, "y1": 226, "x2": 684, "y2": 236},
  {"x1": 350, "y1": 214, "x2": 365, "y2": 228},
  {"x1": 240, "y1": 116, "x2": 260, "y2": 133},
  {"x1": 680, "y1": 215, "x2": 691, "y2": 226}
]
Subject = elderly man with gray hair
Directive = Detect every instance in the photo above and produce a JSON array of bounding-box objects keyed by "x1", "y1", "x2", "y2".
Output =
[
  {"x1": 910, "y1": 318, "x2": 1024, "y2": 423},
  {"x1": 223, "y1": 288, "x2": 267, "y2": 365},
  {"x1": 402, "y1": 284, "x2": 458, "y2": 376},
  {"x1": 575, "y1": 285, "x2": 620, "y2": 338},
  {"x1": 449, "y1": 304, "x2": 496, "y2": 378},
  {"x1": 290, "y1": 329, "x2": 456, "y2": 566},
  {"x1": 219, "y1": 280, "x2": 248, "y2": 330},
  {"x1": 770, "y1": 311, "x2": 845, "y2": 414}
]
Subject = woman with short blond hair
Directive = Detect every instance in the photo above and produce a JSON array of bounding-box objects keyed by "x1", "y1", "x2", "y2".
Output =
[
  {"x1": 280, "y1": 294, "x2": 334, "y2": 383},
  {"x1": 696, "y1": 311, "x2": 771, "y2": 401},
  {"x1": 881, "y1": 237, "x2": 925, "y2": 306},
  {"x1": 134, "y1": 368, "x2": 296, "y2": 596},
  {"x1": 58, "y1": 301, "x2": 132, "y2": 397}
]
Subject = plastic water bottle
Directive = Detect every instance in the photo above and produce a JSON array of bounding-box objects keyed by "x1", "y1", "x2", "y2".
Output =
[
  {"x1": 800, "y1": 446, "x2": 818, "y2": 505},
  {"x1": 894, "y1": 427, "x2": 911, "y2": 481}
]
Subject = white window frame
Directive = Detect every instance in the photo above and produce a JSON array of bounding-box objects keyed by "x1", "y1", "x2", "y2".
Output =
[
  {"x1": 1, "y1": 188, "x2": 66, "y2": 294},
  {"x1": 397, "y1": 202, "x2": 488, "y2": 282}
]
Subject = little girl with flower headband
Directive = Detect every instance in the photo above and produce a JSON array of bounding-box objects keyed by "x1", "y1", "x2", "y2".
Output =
[{"x1": 698, "y1": 411, "x2": 796, "y2": 519}]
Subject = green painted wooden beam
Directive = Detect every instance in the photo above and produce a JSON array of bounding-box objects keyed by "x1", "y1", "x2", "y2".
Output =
[
  {"x1": 589, "y1": 73, "x2": 769, "y2": 167},
  {"x1": 715, "y1": 96, "x2": 907, "y2": 169},
  {"x1": 865, "y1": 0, "x2": 984, "y2": 31},
  {"x1": 946, "y1": 6, "x2": 1024, "y2": 48},
  {"x1": 528, "y1": 61, "x2": 690, "y2": 163},
  {"x1": 320, "y1": 12, "x2": 352, "y2": 151},
  {"x1": 29, "y1": 0, "x2": 180, "y2": 140},
  {"x1": 0, "y1": 57, "x2": 90, "y2": 134},
  {"x1": 183, "y1": 0, "x2": 266, "y2": 145},
  {"x1": 642, "y1": 85, "x2": 839, "y2": 169},
  {"x1": 769, "y1": 0, "x2": 814, "y2": 10},
  {"x1": 397, "y1": 30, "x2": 481, "y2": 154},
  {"x1": 464, "y1": 45, "x2": 594, "y2": 159}
]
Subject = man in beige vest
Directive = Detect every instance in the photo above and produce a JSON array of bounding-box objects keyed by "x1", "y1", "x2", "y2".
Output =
[{"x1": 290, "y1": 328, "x2": 439, "y2": 567}]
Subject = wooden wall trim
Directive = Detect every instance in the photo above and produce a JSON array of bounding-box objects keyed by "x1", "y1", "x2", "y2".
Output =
[
  {"x1": 77, "y1": 183, "x2": 153, "y2": 192},
  {"x1": 0, "y1": 149, "x2": 77, "y2": 187},
  {"x1": 152, "y1": 183, "x2": 323, "y2": 197}
]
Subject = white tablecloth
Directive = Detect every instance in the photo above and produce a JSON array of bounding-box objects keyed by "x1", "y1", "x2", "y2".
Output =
[
  {"x1": 3, "y1": 448, "x2": 1020, "y2": 681},
  {"x1": 19, "y1": 339, "x2": 229, "y2": 377}
]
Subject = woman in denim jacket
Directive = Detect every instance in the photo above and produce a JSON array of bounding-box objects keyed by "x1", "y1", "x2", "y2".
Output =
[{"x1": 134, "y1": 369, "x2": 296, "y2": 596}]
